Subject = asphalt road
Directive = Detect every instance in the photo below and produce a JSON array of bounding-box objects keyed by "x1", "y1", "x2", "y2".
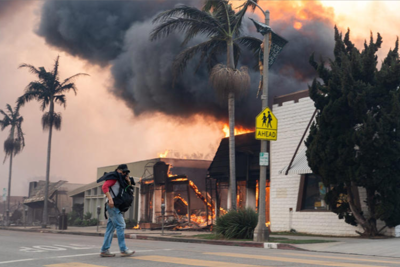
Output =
[{"x1": 1, "y1": 230, "x2": 400, "y2": 267}]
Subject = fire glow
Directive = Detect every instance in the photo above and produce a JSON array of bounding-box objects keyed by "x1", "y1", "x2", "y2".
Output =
[{"x1": 223, "y1": 124, "x2": 253, "y2": 137}]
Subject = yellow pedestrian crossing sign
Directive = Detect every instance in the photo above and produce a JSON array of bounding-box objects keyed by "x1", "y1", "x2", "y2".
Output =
[{"x1": 255, "y1": 107, "x2": 278, "y2": 141}]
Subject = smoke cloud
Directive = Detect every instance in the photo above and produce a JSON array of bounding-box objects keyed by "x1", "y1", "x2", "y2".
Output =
[{"x1": 36, "y1": 0, "x2": 335, "y2": 128}]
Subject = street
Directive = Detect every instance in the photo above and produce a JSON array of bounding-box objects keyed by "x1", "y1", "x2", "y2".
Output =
[{"x1": 1, "y1": 230, "x2": 400, "y2": 267}]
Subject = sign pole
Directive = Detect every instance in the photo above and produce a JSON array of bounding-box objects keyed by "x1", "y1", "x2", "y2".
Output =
[{"x1": 254, "y1": 9, "x2": 270, "y2": 243}]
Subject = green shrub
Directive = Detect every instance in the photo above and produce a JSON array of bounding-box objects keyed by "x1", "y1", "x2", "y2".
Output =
[
  {"x1": 10, "y1": 210, "x2": 22, "y2": 223},
  {"x1": 84, "y1": 212, "x2": 92, "y2": 220},
  {"x1": 68, "y1": 210, "x2": 80, "y2": 225},
  {"x1": 89, "y1": 218, "x2": 98, "y2": 226},
  {"x1": 73, "y1": 218, "x2": 82, "y2": 226},
  {"x1": 214, "y1": 208, "x2": 258, "y2": 239}
]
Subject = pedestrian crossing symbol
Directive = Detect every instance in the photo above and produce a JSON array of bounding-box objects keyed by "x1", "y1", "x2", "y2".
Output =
[{"x1": 255, "y1": 107, "x2": 278, "y2": 141}]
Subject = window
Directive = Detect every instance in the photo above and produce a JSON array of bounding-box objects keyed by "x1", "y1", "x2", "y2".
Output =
[{"x1": 297, "y1": 174, "x2": 328, "y2": 211}]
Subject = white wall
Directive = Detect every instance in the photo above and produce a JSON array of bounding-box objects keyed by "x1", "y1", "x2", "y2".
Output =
[{"x1": 270, "y1": 97, "x2": 366, "y2": 236}]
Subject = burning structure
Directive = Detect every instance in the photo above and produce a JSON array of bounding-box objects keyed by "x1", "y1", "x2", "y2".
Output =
[
  {"x1": 139, "y1": 158, "x2": 212, "y2": 229},
  {"x1": 207, "y1": 133, "x2": 270, "y2": 224}
]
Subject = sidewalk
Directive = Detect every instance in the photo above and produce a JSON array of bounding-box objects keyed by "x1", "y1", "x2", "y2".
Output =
[{"x1": 1, "y1": 225, "x2": 400, "y2": 258}]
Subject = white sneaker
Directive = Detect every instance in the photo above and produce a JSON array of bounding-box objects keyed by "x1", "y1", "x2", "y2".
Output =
[{"x1": 121, "y1": 249, "x2": 135, "y2": 257}]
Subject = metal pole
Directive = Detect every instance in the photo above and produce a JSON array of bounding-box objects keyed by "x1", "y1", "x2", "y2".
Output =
[
  {"x1": 97, "y1": 206, "x2": 101, "y2": 232},
  {"x1": 254, "y1": 8, "x2": 270, "y2": 242},
  {"x1": 25, "y1": 208, "x2": 27, "y2": 228},
  {"x1": 161, "y1": 203, "x2": 165, "y2": 236}
]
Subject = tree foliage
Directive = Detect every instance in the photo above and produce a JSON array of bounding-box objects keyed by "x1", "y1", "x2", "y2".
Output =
[
  {"x1": 150, "y1": 0, "x2": 261, "y2": 90},
  {"x1": 17, "y1": 56, "x2": 88, "y2": 131},
  {"x1": 0, "y1": 104, "x2": 25, "y2": 162},
  {"x1": 306, "y1": 27, "x2": 400, "y2": 236}
]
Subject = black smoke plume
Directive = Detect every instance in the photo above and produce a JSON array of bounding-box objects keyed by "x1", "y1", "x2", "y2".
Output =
[{"x1": 36, "y1": 0, "x2": 334, "y2": 127}]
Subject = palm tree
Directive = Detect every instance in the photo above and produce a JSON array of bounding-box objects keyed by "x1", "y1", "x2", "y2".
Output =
[
  {"x1": 0, "y1": 104, "x2": 25, "y2": 226},
  {"x1": 18, "y1": 56, "x2": 88, "y2": 228},
  {"x1": 151, "y1": 0, "x2": 261, "y2": 210}
]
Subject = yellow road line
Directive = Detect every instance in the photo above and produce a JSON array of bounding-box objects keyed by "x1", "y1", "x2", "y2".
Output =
[
  {"x1": 281, "y1": 252, "x2": 400, "y2": 265},
  {"x1": 204, "y1": 252, "x2": 386, "y2": 267},
  {"x1": 45, "y1": 263, "x2": 108, "y2": 267},
  {"x1": 133, "y1": 255, "x2": 267, "y2": 267}
]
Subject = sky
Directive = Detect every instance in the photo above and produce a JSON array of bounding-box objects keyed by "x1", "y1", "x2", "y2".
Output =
[{"x1": 1, "y1": 0, "x2": 399, "y2": 197}]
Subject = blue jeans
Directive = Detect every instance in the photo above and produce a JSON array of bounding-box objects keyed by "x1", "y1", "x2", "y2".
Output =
[{"x1": 100, "y1": 204, "x2": 128, "y2": 252}]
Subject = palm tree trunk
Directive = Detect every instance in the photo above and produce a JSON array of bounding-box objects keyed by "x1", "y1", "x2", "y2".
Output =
[
  {"x1": 6, "y1": 155, "x2": 13, "y2": 226},
  {"x1": 227, "y1": 38, "x2": 237, "y2": 210},
  {"x1": 42, "y1": 102, "x2": 54, "y2": 228}
]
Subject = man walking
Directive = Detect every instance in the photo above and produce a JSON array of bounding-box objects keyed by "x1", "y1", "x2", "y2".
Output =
[{"x1": 99, "y1": 164, "x2": 135, "y2": 257}]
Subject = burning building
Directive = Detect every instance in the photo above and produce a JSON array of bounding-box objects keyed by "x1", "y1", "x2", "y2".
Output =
[
  {"x1": 207, "y1": 133, "x2": 270, "y2": 224},
  {"x1": 139, "y1": 158, "x2": 212, "y2": 229}
]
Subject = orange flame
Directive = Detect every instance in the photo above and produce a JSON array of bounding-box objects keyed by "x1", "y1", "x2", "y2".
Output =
[
  {"x1": 266, "y1": 221, "x2": 271, "y2": 228},
  {"x1": 293, "y1": 21, "x2": 302, "y2": 30},
  {"x1": 174, "y1": 195, "x2": 188, "y2": 206},
  {"x1": 133, "y1": 224, "x2": 140, "y2": 229},
  {"x1": 158, "y1": 150, "x2": 169, "y2": 158},
  {"x1": 255, "y1": 180, "x2": 259, "y2": 212},
  {"x1": 170, "y1": 178, "x2": 188, "y2": 182},
  {"x1": 223, "y1": 124, "x2": 253, "y2": 137}
]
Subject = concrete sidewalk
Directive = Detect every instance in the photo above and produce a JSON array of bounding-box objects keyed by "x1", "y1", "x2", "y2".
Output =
[{"x1": 1, "y1": 225, "x2": 400, "y2": 258}]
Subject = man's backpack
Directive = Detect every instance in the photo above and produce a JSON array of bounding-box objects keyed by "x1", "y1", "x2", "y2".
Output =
[
  {"x1": 109, "y1": 180, "x2": 134, "y2": 213},
  {"x1": 97, "y1": 171, "x2": 135, "y2": 214}
]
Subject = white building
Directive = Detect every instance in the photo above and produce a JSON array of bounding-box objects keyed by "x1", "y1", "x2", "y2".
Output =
[{"x1": 270, "y1": 90, "x2": 399, "y2": 237}]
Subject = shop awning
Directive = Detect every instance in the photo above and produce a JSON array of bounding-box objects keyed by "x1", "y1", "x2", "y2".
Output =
[{"x1": 279, "y1": 148, "x2": 312, "y2": 175}]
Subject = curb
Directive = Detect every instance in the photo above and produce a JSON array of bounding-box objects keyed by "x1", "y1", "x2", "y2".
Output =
[
  {"x1": 0, "y1": 227, "x2": 302, "y2": 250},
  {"x1": 127, "y1": 234, "x2": 302, "y2": 250}
]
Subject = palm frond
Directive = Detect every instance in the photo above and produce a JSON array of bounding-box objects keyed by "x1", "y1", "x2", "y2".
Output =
[
  {"x1": 205, "y1": 41, "x2": 226, "y2": 71},
  {"x1": 57, "y1": 83, "x2": 77, "y2": 95},
  {"x1": 18, "y1": 84, "x2": 46, "y2": 106},
  {"x1": 150, "y1": 18, "x2": 222, "y2": 42},
  {"x1": 5, "y1": 104, "x2": 13, "y2": 116},
  {"x1": 52, "y1": 56, "x2": 60, "y2": 81},
  {"x1": 172, "y1": 39, "x2": 222, "y2": 83},
  {"x1": 0, "y1": 117, "x2": 11, "y2": 130},
  {"x1": 203, "y1": 0, "x2": 225, "y2": 12},
  {"x1": 234, "y1": 36, "x2": 262, "y2": 70},
  {"x1": 60, "y1": 73, "x2": 89, "y2": 87},
  {"x1": 54, "y1": 95, "x2": 66, "y2": 108},
  {"x1": 153, "y1": 5, "x2": 222, "y2": 29},
  {"x1": 18, "y1": 63, "x2": 41, "y2": 75},
  {"x1": 234, "y1": 36, "x2": 262, "y2": 54},
  {"x1": 233, "y1": 0, "x2": 259, "y2": 35}
]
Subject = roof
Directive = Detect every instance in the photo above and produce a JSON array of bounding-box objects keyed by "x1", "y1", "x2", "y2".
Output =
[
  {"x1": 24, "y1": 180, "x2": 67, "y2": 204},
  {"x1": 68, "y1": 180, "x2": 104, "y2": 197},
  {"x1": 279, "y1": 148, "x2": 312, "y2": 175},
  {"x1": 273, "y1": 89, "x2": 309, "y2": 107},
  {"x1": 208, "y1": 132, "x2": 265, "y2": 181}
]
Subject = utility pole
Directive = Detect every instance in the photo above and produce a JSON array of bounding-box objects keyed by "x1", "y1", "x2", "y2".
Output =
[
  {"x1": 253, "y1": 7, "x2": 270, "y2": 242},
  {"x1": 247, "y1": 0, "x2": 270, "y2": 242}
]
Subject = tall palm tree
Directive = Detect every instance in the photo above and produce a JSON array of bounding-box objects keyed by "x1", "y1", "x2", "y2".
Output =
[
  {"x1": 151, "y1": 0, "x2": 261, "y2": 210},
  {"x1": 18, "y1": 56, "x2": 88, "y2": 228},
  {"x1": 0, "y1": 104, "x2": 25, "y2": 226}
]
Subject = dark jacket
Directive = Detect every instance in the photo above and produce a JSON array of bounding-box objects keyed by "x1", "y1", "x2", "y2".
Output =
[{"x1": 97, "y1": 171, "x2": 135, "y2": 186}]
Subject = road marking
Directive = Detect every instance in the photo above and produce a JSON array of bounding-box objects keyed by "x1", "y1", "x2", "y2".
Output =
[
  {"x1": 0, "y1": 259, "x2": 34, "y2": 265},
  {"x1": 133, "y1": 255, "x2": 267, "y2": 266},
  {"x1": 282, "y1": 252, "x2": 400, "y2": 264},
  {"x1": 45, "y1": 263, "x2": 107, "y2": 267},
  {"x1": 33, "y1": 245, "x2": 67, "y2": 251},
  {"x1": 204, "y1": 252, "x2": 385, "y2": 267},
  {"x1": 53, "y1": 249, "x2": 161, "y2": 258},
  {"x1": 53, "y1": 244, "x2": 97, "y2": 250}
]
